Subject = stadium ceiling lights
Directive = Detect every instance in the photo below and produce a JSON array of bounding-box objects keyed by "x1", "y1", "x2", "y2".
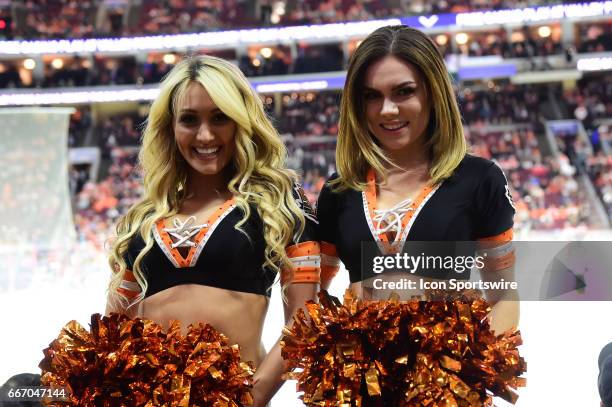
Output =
[
  {"x1": 0, "y1": 87, "x2": 161, "y2": 106},
  {"x1": 577, "y1": 57, "x2": 612, "y2": 72},
  {"x1": 0, "y1": 2, "x2": 609, "y2": 56},
  {"x1": 0, "y1": 19, "x2": 400, "y2": 56},
  {"x1": 0, "y1": 74, "x2": 347, "y2": 106},
  {"x1": 456, "y1": 1, "x2": 612, "y2": 27}
]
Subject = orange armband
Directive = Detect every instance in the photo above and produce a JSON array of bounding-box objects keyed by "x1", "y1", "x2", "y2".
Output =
[
  {"x1": 116, "y1": 269, "x2": 141, "y2": 300},
  {"x1": 477, "y1": 228, "x2": 515, "y2": 272},
  {"x1": 281, "y1": 241, "x2": 321, "y2": 285}
]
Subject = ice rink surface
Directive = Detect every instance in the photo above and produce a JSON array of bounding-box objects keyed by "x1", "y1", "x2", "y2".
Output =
[{"x1": 1, "y1": 245, "x2": 611, "y2": 406}]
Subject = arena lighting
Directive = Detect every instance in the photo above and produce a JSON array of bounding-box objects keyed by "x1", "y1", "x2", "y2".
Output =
[
  {"x1": 577, "y1": 57, "x2": 612, "y2": 71},
  {"x1": 162, "y1": 53, "x2": 176, "y2": 64},
  {"x1": 435, "y1": 34, "x2": 448, "y2": 46},
  {"x1": 0, "y1": 18, "x2": 401, "y2": 56},
  {"x1": 255, "y1": 80, "x2": 329, "y2": 93},
  {"x1": 455, "y1": 33, "x2": 469, "y2": 45},
  {"x1": 0, "y1": 3, "x2": 607, "y2": 56},
  {"x1": 511, "y1": 69, "x2": 582, "y2": 84},
  {"x1": 456, "y1": 1, "x2": 612, "y2": 27},
  {"x1": 260, "y1": 47, "x2": 273, "y2": 58},
  {"x1": 51, "y1": 58, "x2": 64, "y2": 69},
  {"x1": 457, "y1": 64, "x2": 516, "y2": 80},
  {"x1": 23, "y1": 58, "x2": 35, "y2": 70},
  {"x1": 538, "y1": 26, "x2": 552, "y2": 38},
  {"x1": 0, "y1": 88, "x2": 161, "y2": 106},
  {"x1": 0, "y1": 75, "x2": 347, "y2": 105}
]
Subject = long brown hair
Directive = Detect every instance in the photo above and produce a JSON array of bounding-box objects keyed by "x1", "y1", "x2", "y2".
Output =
[{"x1": 334, "y1": 25, "x2": 466, "y2": 191}]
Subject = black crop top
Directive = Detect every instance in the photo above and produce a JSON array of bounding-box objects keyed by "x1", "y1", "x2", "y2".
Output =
[
  {"x1": 116, "y1": 185, "x2": 320, "y2": 300},
  {"x1": 317, "y1": 155, "x2": 515, "y2": 284}
]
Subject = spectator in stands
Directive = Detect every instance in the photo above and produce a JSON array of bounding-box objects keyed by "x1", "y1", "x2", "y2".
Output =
[{"x1": 600, "y1": 342, "x2": 612, "y2": 407}]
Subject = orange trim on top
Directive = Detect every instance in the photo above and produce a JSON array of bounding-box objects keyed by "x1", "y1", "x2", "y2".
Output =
[
  {"x1": 286, "y1": 241, "x2": 321, "y2": 258},
  {"x1": 320, "y1": 241, "x2": 337, "y2": 256},
  {"x1": 283, "y1": 241, "x2": 321, "y2": 285},
  {"x1": 156, "y1": 197, "x2": 236, "y2": 268},
  {"x1": 366, "y1": 168, "x2": 434, "y2": 244},
  {"x1": 281, "y1": 266, "x2": 320, "y2": 285},
  {"x1": 478, "y1": 227, "x2": 513, "y2": 243}
]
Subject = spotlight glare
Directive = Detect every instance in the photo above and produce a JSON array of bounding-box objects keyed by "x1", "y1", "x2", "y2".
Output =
[
  {"x1": 538, "y1": 26, "x2": 552, "y2": 38},
  {"x1": 162, "y1": 53, "x2": 177, "y2": 64},
  {"x1": 435, "y1": 35, "x2": 448, "y2": 46},
  {"x1": 260, "y1": 47, "x2": 273, "y2": 58},
  {"x1": 23, "y1": 58, "x2": 36, "y2": 70},
  {"x1": 455, "y1": 33, "x2": 469, "y2": 45},
  {"x1": 51, "y1": 58, "x2": 64, "y2": 69}
]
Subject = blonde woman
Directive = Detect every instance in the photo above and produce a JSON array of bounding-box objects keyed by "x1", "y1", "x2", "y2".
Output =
[
  {"x1": 106, "y1": 56, "x2": 320, "y2": 406},
  {"x1": 317, "y1": 26, "x2": 519, "y2": 334}
]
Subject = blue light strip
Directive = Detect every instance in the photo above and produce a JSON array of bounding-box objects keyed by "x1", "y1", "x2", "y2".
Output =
[{"x1": 457, "y1": 64, "x2": 517, "y2": 80}]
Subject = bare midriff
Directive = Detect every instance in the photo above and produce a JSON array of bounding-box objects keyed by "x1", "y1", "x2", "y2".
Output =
[{"x1": 139, "y1": 284, "x2": 269, "y2": 366}]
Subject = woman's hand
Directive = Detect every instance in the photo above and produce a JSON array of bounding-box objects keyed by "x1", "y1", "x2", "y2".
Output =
[
  {"x1": 250, "y1": 282, "x2": 319, "y2": 406},
  {"x1": 487, "y1": 298, "x2": 520, "y2": 335}
]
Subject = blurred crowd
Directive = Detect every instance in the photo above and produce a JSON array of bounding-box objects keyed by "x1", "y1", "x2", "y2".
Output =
[
  {"x1": 458, "y1": 83, "x2": 543, "y2": 126},
  {"x1": 2, "y1": 25, "x2": 609, "y2": 90},
  {"x1": 273, "y1": 91, "x2": 341, "y2": 136},
  {"x1": 564, "y1": 75, "x2": 612, "y2": 221},
  {"x1": 279, "y1": 0, "x2": 566, "y2": 25},
  {"x1": 587, "y1": 142, "x2": 612, "y2": 220},
  {"x1": 63, "y1": 73, "x2": 612, "y2": 246},
  {"x1": 96, "y1": 111, "x2": 145, "y2": 157},
  {"x1": 565, "y1": 75, "x2": 612, "y2": 131},
  {"x1": 73, "y1": 147, "x2": 141, "y2": 247},
  {"x1": 0, "y1": 0, "x2": 578, "y2": 40},
  {"x1": 469, "y1": 128, "x2": 591, "y2": 230},
  {"x1": 2, "y1": 23, "x2": 608, "y2": 90}
]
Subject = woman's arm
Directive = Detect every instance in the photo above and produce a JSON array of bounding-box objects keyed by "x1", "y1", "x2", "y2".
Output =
[
  {"x1": 479, "y1": 264, "x2": 520, "y2": 335},
  {"x1": 250, "y1": 282, "x2": 319, "y2": 407},
  {"x1": 105, "y1": 265, "x2": 141, "y2": 318},
  {"x1": 104, "y1": 295, "x2": 139, "y2": 318},
  {"x1": 473, "y1": 163, "x2": 520, "y2": 335}
]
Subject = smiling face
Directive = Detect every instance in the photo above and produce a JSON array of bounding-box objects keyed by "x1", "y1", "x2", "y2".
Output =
[
  {"x1": 363, "y1": 55, "x2": 431, "y2": 159},
  {"x1": 173, "y1": 81, "x2": 237, "y2": 182}
]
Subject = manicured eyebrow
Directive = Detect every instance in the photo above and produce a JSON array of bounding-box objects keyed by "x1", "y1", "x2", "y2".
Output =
[
  {"x1": 364, "y1": 81, "x2": 417, "y2": 92},
  {"x1": 178, "y1": 107, "x2": 222, "y2": 114},
  {"x1": 392, "y1": 81, "x2": 417, "y2": 90}
]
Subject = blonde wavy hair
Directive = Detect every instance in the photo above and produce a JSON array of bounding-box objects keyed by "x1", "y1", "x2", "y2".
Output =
[
  {"x1": 334, "y1": 25, "x2": 467, "y2": 191},
  {"x1": 107, "y1": 56, "x2": 305, "y2": 310}
]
